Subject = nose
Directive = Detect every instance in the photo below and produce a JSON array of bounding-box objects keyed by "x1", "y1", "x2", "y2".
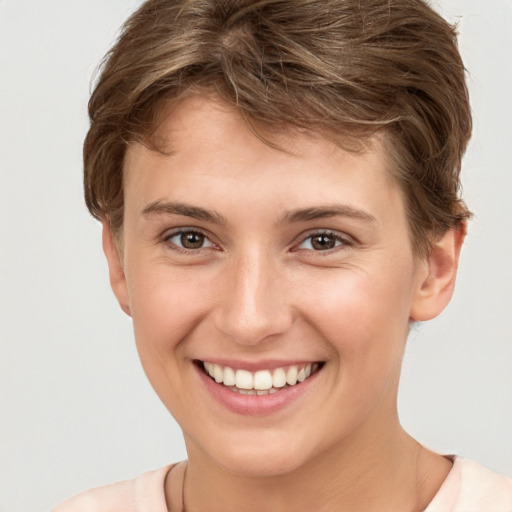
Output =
[{"x1": 213, "y1": 251, "x2": 293, "y2": 346}]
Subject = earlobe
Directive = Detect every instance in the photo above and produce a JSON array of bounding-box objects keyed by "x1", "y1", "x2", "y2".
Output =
[
  {"x1": 102, "y1": 221, "x2": 132, "y2": 317},
  {"x1": 410, "y1": 223, "x2": 466, "y2": 322}
]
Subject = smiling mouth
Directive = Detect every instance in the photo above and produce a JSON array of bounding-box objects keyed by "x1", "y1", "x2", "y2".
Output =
[{"x1": 198, "y1": 361, "x2": 323, "y2": 395}]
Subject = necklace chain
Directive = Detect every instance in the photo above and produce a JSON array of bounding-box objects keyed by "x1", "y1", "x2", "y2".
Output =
[{"x1": 181, "y1": 463, "x2": 187, "y2": 512}]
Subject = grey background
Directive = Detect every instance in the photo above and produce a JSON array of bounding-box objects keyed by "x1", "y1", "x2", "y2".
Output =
[{"x1": 0, "y1": 1, "x2": 511, "y2": 511}]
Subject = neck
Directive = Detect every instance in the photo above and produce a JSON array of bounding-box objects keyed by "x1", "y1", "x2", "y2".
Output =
[{"x1": 177, "y1": 419, "x2": 450, "y2": 512}]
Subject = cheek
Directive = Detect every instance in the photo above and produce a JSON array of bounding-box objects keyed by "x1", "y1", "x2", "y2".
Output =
[
  {"x1": 124, "y1": 265, "x2": 210, "y2": 394},
  {"x1": 295, "y1": 265, "x2": 415, "y2": 430},
  {"x1": 297, "y1": 262, "x2": 414, "y2": 363},
  {"x1": 128, "y1": 265, "x2": 208, "y2": 342},
  {"x1": 125, "y1": 266, "x2": 217, "y2": 423}
]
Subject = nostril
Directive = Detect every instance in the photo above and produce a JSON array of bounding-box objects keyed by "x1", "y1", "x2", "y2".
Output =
[{"x1": 212, "y1": 310, "x2": 293, "y2": 346}]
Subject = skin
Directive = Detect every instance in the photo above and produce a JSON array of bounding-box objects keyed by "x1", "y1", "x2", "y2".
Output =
[{"x1": 103, "y1": 94, "x2": 464, "y2": 511}]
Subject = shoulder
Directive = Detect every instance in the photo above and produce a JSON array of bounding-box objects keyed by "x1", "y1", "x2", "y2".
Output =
[
  {"x1": 426, "y1": 457, "x2": 512, "y2": 512},
  {"x1": 52, "y1": 465, "x2": 173, "y2": 512}
]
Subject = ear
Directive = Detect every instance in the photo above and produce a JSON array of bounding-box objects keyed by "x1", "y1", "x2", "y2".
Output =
[
  {"x1": 102, "y1": 221, "x2": 132, "y2": 317},
  {"x1": 410, "y1": 223, "x2": 466, "y2": 322}
]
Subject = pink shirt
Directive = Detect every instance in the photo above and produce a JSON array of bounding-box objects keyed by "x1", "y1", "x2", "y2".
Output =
[{"x1": 54, "y1": 457, "x2": 512, "y2": 511}]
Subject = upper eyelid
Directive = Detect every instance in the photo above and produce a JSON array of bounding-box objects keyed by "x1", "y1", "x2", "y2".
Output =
[
  {"x1": 294, "y1": 229, "x2": 354, "y2": 245},
  {"x1": 162, "y1": 226, "x2": 211, "y2": 240},
  {"x1": 285, "y1": 231, "x2": 354, "y2": 257},
  {"x1": 160, "y1": 227, "x2": 217, "y2": 250}
]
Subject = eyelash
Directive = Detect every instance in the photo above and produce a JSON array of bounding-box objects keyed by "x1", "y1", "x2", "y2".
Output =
[
  {"x1": 293, "y1": 230, "x2": 354, "y2": 254},
  {"x1": 161, "y1": 228, "x2": 216, "y2": 254},
  {"x1": 161, "y1": 228, "x2": 353, "y2": 255}
]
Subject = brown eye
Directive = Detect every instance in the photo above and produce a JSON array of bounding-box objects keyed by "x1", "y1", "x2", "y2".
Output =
[
  {"x1": 310, "y1": 234, "x2": 337, "y2": 250},
  {"x1": 296, "y1": 231, "x2": 349, "y2": 252},
  {"x1": 165, "y1": 230, "x2": 214, "y2": 250},
  {"x1": 181, "y1": 231, "x2": 205, "y2": 249}
]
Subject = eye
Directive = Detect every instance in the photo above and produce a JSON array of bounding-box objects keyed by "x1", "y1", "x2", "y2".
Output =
[
  {"x1": 164, "y1": 229, "x2": 215, "y2": 251},
  {"x1": 296, "y1": 231, "x2": 350, "y2": 251}
]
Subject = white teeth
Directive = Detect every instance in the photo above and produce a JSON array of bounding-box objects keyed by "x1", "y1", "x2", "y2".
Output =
[
  {"x1": 213, "y1": 364, "x2": 223, "y2": 383},
  {"x1": 223, "y1": 366, "x2": 236, "y2": 386},
  {"x1": 272, "y1": 368, "x2": 287, "y2": 388},
  {"x1": 202, "y1": 362, "x2": 321, "y2": 392},
  {"x1": 235, "y1": 369, "x2": 254, "y2": 390},
  {"x1": 286, "y1": 366, "x2": 298, "y2": 386},
  {"x1": 254, "y1": 370, "x2": 273, "y2": 390}
]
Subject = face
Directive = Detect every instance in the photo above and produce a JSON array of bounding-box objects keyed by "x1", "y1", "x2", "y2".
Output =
[{"x1": 108, "y1": 94, "x2": 446, "y2": 477}]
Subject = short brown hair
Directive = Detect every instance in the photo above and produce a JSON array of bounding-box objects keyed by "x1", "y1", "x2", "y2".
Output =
[{"x1": 84, "y1": 0, "x2": 472, "y2": 255}]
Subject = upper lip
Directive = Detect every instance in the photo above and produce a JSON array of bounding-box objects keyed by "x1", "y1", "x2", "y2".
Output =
[{"x1": 194, "y1": 358, "x2": 323, "y2": 372}]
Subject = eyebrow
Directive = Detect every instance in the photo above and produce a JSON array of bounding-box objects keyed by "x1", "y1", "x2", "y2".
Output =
[
  {"x1": 141, "y1": 200, "x2": 228, "y2": 224},
  {"x1": 281, "y1": 205, "x2": 376, "y2": 224},
  {"x1": 142, "y1": 200, "x2": 376, "y2": 225}
]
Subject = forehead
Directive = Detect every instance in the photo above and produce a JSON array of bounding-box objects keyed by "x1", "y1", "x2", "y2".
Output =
[
  {"x1": 123, "y1": 94, "x2": 403, "y2": 224},
  {"x1": 128, "y1": 93, "x2": 394, "y2": 179}
]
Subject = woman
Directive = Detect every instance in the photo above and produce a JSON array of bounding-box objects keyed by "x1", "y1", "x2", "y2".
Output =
[{"x1": 54, "y1": 0, "x2": 512, "y2": 510}]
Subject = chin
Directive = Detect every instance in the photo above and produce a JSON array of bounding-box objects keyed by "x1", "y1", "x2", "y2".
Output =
[
  {"x1": 220, "y1": 452, "x2": 307, "y2": 478},
  {"x1": 199, "y1": 431, "x2": 316, "y2": 478}
]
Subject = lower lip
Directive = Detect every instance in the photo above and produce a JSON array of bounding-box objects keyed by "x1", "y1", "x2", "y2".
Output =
[{"x1": 195, "y1": 364, "x2": 321, "y2": 416}]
